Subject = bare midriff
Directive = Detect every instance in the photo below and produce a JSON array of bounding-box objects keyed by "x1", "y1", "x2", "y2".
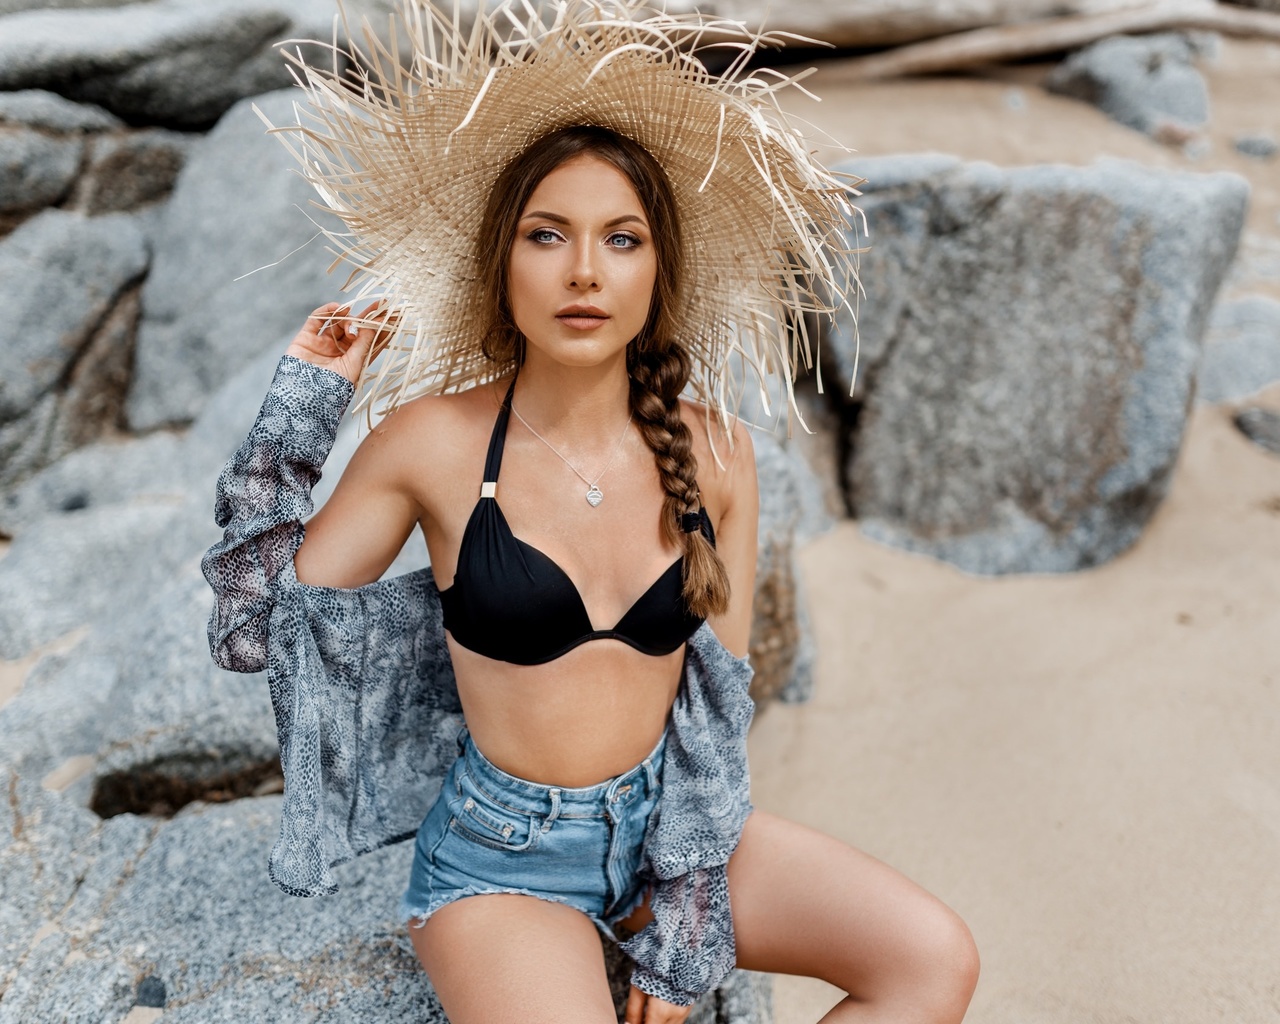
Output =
[{"x1": 447, "y1": 636, "x2": 684, "y2": 788}]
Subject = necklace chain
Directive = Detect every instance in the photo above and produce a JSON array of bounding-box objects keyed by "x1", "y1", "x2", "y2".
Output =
[{"x1": 509, "y1": 400, "x2": 632, "y2": 507}]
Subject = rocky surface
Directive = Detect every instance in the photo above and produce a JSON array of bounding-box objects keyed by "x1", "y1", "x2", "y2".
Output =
[
  {"x1": 1046, "y1": 33, "x2": 1211, "y2": 143},
  {"x1": 0, "y1": 128, "x2": 83, "y2": 213},
  {"x1": 1233, "y1": 406, "x2": 1280, "y2": 454},
  {"x1": 822, "y1": 153, "x2": 1247, "y2": 575},
  {"x1": 0, "y1": 89, "x2": 123, "y2": 132},
  {"x1": 0, "y1": 211, "x2": 150, "y2": 488},
  {"x1": 124, "y1": 89, "x2": 343, "y2": 432},
  {"x1": 1196, "y1": 296, "x2": 1280, "y2": 403}
]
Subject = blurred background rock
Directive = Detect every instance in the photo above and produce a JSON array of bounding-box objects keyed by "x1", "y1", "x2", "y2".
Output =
[{"x1": 1, "y1": 1, "x2": 1277, "y2": 1022}]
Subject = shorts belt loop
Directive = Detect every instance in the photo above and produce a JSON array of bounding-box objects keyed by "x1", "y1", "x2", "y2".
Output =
[
  {"x1": 641, "y1": 756, "x2": 657, "y2": 794},
  {"x1": 540, "y1": 788, "x2": 562, "y2": 833},
  {"x1": 454, "y1": 723, "x2": 468, "y2": 756}
]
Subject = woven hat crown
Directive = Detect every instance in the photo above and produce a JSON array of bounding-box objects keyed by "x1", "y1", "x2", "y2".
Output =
[{"x1": 262, "y1": 0, "x2": 864, "y2": 429}]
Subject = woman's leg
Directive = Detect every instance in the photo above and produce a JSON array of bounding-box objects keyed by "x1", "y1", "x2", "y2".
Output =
[
  {"x1": 409, "y1": 892, "x2": 618, "y2": 1024},
  {"x1": 727, "y1": 809, "x2": 979, "y2": 1024}
]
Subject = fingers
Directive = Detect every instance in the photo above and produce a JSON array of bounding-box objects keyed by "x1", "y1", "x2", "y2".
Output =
[{"x1": 625, "y1": 985, "x2": 646, "y2": 1024}]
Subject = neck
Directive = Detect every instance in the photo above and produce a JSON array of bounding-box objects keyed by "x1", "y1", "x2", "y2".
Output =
[{"x1": 510, "y1": 349, "x2": 631, "y2": 441}]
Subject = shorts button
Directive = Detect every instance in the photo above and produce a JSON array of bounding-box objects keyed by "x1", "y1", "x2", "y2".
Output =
[
  {"x1": 464, "y1": 798, "x2": 474, "y2": 810},
  {"x1": 502, "y1": 824, "x2": 513, "y2": 837}
]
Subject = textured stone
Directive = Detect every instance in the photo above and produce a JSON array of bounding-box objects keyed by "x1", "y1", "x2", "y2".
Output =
[
  {"x1": 0, "y1": 499, "x2": 195, "y2": 659},
  {"x1": 1197, "y1": 296, "x2": 1280, "y2": 403},
  {"x1": 1234, "y1": 407, "x2": 1280, "y2": 455},
  {"x1": 0, "y1": 127, "x2": 82, "y2": 213},
  {"x1": 126, "y1": 91, "x2": 341, "y2": 430},
  {"x1": 1046, "y1": 33, "x2": 1210, "y2": 140},
  {"x1": 1234, "y1": 133, "x2": 1278, "y2": 159},
  {"x1": 0, "y1": 0, "x2": 403, "y2": 128},
  {"x1": 0, "y1": 209, "x2": 148, "y2": 424},
  {"x1": 72, "y1": 128, "x2": 193, "y2": 214},
  {"x1": 826, "y1": 154, "x2": 1247, "y2": 575},
  {"x1": 0, "y1": 88, "x2": 122, "y2": 132},
  {"x1": 749, "y1": 431, "x2": 833, "y2": 705}
]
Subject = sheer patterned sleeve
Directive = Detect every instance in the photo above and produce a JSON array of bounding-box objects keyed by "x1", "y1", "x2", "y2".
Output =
[
  {"x1": 620, "y1": 863, "x2": 736, "y2": 1006},
  {"x1": 200, "y1": 354, "x2": 355, "y2": 672},
  {"x1": 619, "y1": 624, "x2": 757, "y2": 1007}
]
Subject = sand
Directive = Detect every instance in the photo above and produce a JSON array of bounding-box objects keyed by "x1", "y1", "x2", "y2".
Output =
[{"x1": 753, "y1": 37, "x2": 1280, "y2": 1024}]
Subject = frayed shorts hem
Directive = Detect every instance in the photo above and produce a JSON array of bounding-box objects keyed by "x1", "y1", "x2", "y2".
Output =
[{"x1": 399, "y1": 884, "x2": 644, "y2": 945}]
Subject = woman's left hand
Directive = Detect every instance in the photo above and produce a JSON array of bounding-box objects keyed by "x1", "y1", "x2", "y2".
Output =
[{"x1": 625, "y1": 985, "x2": 693, "y2": 1024}]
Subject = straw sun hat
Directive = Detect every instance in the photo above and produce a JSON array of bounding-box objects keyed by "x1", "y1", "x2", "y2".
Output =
[{"x1": 261, "y1": 0, "x2": 864, "y2": 431}]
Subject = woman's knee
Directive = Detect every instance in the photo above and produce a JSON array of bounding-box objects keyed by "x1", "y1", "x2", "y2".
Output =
[{"x1": 895, "y1": 900, "x2": 980, "y2": 1020}]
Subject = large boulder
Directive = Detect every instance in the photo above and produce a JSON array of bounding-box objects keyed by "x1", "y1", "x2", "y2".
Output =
[
  {"x1": 0, "y1": 89, "x2": 122, "y2": 132},
  {"x1": 0, "y1": 0, "x2": 404, "y2": 129},
  {"x1": 0, "y1": 128, "x2": 82, "y2": 213},
  {"x1": 1046, "y1": 33, "x2": 1211, "y2": 142},
  {"x1": 1196, "y1": 296, "x2": 1280, "y2": 403},
  {"x1": 826, "y1": 154, "x2": 1247, "y2": 575},
  {"x1": 0, "y1": 210, "x2": 149, "y2": 488},
  {"x1": 125, "y1": 91, "x2": 342, "y2": 431}
]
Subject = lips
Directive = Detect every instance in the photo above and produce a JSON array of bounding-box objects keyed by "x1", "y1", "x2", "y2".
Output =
[{"x1": 556, "y1": 304, "x2": 610, "y2": 329}]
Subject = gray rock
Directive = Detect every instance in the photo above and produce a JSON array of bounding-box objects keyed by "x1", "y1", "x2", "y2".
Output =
[
  {"x1": 0, "y1": 788, "x2": 769, "y2": 1023},
  {"x1": 0, "y1": 498, "x2": 195, "y2": 659},
  {"x1": 1225, "y1": 0, "x2": 1280, "y2": 10},
  {"x1": 0, "y1": 0, "x2": 127, "y2": 14},
  {"x1": 1046, "y1": 33, "x2": 1210, "y2": 140},
  {"x1": 0, "y1": 393, "x2": 59, "y2": 494},
  {"x1": 0, "y1": 89, "x2": 122, "y2": 132},
  {"x1": 1234, "y1": 133, "x2": 1278, "y2": 159},
  {"x1": 0, "y1": 209, "x2": 148, "y2": 425},
  {"x1": 0, "y1": 431, "x2": 187, "y2": 534},
  {"x1": 749, "y1": 430, "x2": 833, "y2": 706},
  {"x1": 826, "y1": 154, "x2": 1247, "y2": 575},
  {"x1": 0, "y1": 770, "x2": 103, "y2": 985},
  {"x1": 126, "y1": 90, "x2": 342, "y2": 430},
  {"x1": 70, "y1": 127, "x2": 193, "y2": 214},
  {"x1": 0, "y1": 0, "x2": 404, "y2": 129},
  {"x1": 1197, "y1": 296, "x2": 1280, "y2": 403},
  {"x1": 1234, "y1": 407, "x2": 1280, "y2": 455},
  {"x1": 0, "y1": 127, "x2": 82, "y2": 213},
  {"x1": 0, "y1": 1, "x2": 296, "y2": 128}
]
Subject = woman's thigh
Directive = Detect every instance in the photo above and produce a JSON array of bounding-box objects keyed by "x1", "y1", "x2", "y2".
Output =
[
  {"x1": 410, "y1": 892, "x2": 617, "y2": 1024},
  {"x1": 727, "y1": 809, "x2": 979, "y2": 1019}
]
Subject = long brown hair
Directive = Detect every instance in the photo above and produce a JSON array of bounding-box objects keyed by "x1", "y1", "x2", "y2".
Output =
[{"x1": 475, "y1": 124, "x2": 730, "y2": 618}]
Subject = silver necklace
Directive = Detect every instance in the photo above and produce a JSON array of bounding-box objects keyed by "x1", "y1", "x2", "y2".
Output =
[{"x1": 510, "y1": 401, "x2": 632, "y2": 507}]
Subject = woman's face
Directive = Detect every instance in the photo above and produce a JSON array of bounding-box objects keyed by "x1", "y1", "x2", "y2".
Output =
[{"x1": 507, "y1": 153, "x2": 658, "y2": 370}]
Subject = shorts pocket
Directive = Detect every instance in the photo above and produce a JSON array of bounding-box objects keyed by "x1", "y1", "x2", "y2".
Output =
[{"x1": 448, "y1": 767, "x2": 541, "y2": 853}]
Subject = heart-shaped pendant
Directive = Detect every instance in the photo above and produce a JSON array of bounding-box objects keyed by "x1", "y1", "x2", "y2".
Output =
[{"x1": 585, "y1": 485, "x2": 604, "y2": 507}]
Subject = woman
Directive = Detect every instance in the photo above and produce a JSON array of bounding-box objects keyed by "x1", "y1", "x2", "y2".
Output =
[{"x1": 203, "y1": 3, "x2": 978, "y2": 1022}]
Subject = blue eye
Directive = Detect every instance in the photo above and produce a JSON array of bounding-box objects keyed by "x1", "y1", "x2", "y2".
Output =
[
  {"x1": 608, "y1": 232, "x2": 641, "y2": 249},
  {"x1": 528, "y1": 227, "x2": 562, "y2": 244}
]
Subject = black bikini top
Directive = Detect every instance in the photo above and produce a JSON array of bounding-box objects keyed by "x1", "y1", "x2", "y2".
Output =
[{"x1": 439, "y1": 378, "x2": 715, "y2": 665}]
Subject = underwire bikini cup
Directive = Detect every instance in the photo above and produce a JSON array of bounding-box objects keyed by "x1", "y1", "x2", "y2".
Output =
[{"x1": 438, "y1": 378, "x2": 715, "y2": 666}]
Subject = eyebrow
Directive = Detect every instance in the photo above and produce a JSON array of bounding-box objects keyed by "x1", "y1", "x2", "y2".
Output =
[{"x1": 519, "y1": 211, "x2": 647, "y2": 228}]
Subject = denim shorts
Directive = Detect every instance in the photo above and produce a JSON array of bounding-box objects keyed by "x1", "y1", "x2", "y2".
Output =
[{"x1": 399, "y1": 720, "x2": 667, "y2": 943}]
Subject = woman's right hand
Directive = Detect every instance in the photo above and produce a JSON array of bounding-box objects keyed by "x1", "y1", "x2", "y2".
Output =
[{"x1": 285, "y1": 300, "x2": 400, "y2": 385}]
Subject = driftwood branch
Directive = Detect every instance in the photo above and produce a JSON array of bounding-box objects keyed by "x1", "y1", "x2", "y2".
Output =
[
  {"x1": 711, "y1": 0, "x2": 1166, "y2": 49},
  {"x1": 825, "y1": 0, "x2": 1280, "y2": 81}
]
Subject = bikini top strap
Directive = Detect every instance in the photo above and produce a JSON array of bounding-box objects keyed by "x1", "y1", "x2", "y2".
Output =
[{"x1": 480, "y1": 376, "x2": 518, "y2": 497}]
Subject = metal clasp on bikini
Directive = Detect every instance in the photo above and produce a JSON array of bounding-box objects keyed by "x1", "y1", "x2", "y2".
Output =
[{"x1": 480, "y1": 481, "x2": 497, "y2": 498}]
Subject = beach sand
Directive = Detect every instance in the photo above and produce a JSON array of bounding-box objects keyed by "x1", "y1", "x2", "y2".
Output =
[{"x1": 755, "y1": 39, "x2": 1280, "y2": 1024}]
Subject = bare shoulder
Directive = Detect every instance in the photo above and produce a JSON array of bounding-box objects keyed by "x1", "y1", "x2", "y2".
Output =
[
  {"x1": 351, "y1": 376, "x2": 509, "y2": 501},
  {"x1": 677, "y1": 396, "x2": 757, "y2": 518}
]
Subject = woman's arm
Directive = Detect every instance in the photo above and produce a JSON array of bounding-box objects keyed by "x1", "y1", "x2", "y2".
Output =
[{"x1": 201, "y1": 301, "x2": 404, "y2": 669}]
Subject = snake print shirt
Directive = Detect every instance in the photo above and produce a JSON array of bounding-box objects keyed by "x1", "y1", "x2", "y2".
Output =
[{"x1": 200, "y1": 355, "x2": 757, "y2": 1007}]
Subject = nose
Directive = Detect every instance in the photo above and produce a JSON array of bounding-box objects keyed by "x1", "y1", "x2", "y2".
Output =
[{"x1": 566, "y1": 239, "x2": 600, "y2": 292}]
